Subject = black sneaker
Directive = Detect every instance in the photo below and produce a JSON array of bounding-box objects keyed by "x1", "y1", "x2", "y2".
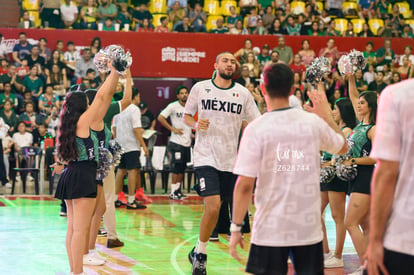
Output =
[
  {"x1": 169, "y1": 192, "x2": 181, "y2": 201},
  {"x1": 97, "y1": 228, "x2": 107, "y2": 237},
  {"x1": 188, "y1": 246, "x2": 196, "y2": 264},
  {"x1": 209, "y1": 232, "x2": 219, "y2": 241},
  {"x1": 176, "y1": 189, "x2": 187, "y2": 199},
  {"x1": 115, "y1": 200, "x2": 125, "y2": 208},
  {"x1": 126, "y1": 200, "x2": 147, "y2": 210},
  {"x1": 192, "y1": 252, "x2": 207, "y2": 275}
]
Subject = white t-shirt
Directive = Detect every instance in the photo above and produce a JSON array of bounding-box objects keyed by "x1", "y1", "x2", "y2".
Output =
[
  {"x1": 113, "y1": 104, "x2": 142, "y2": 153},
  {"x1": 184, "y1": 80, "x2": 260, "y2": 172},
  {"x1": 12, "y1": 132, "x2": 33, "y2": 149},
  {"x1": 398, "y1": 54, "x2": 414, "y2": 66},
  {"x1": 60, "y1": 3, "x2": 78, "y2": 22},
  {"x1": 370, "y1": 79, "x2": 414, "y2": 256},
  {"x1": 289, "y1": 95, "x2": 303, "y2": 109},
  {"x1": 234, "y1": 108, "x2": 344, "y2": 246},
  {"x1": 159, "y1": 101, "x2": 192, "y2": 147},
  {"x1": 64, "y1": 51, "x2": 80, "y2": 62}
]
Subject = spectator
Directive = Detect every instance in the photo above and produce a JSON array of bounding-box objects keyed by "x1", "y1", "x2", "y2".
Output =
[
  {"x1": 319, "y1": 38, "x2": 339, "y2": 67},
  {"x1": 262, "y1": 6, "x2": 275, "y2": 29},
  {"x1": 103, "y1": 18, "x2": 116, "y2": 30},
  {"x1": 290, "y1": 54, "x2": 306, "y2": 81},
  {"x1": 155, "y1": 16, "x2": 170, "y2": 32},
  {"x1": 0, "y1": 99, "x2": 18, "y2": 134},
  {"x1": 169, "y1": 1, "x2": 186, "y2": 28},
  {"x1": 74, "y1": 48, "x2": 97, "y2": 80},
  {"x1": 363, "y1": 41, "x2": 376, "y2": 67},
  {"x1": 291, "y1": 72, "x2": 305, "y2": 94},
  {"x1": 246, "y1": 8, "x2": 260, "y2": 33},
  {"x1": 343, "y1": 21, "x2": 357, "y2": 37},
  {"x1": 133, "y1": 3, "x2": 153, "y2": 28},
  {"x1": 321, "y1": 20, "x2": 340, "y2": 36},
  {"x1": 46, "y1": 50, "x2": 66, "y2": 72},
  {"x1": 210, "y1": 17, "x2": 228, "y2": 33},
  {"x1": 17, "y1": 11, "x2": 36, "y2": 29},
  {"x1": 397, "y1": 56, "x2": 413, "y2": 80},
  {"x1": 189, "y1": 3, "x2": 206, "y2": 32},
  {"x1": 285, "y1": 16, "x2": 301, "y2": 35},
  {"x1": 401, "y1": 24, "x2": 414, "y2": 38},
  {"x1": 234, "y1": 39, "x2": 257, "y2": 65},
  {"x1": 38, "y1": 38, "x2": 51, "y2": 64},
  {"x1": 12, "y1": 32, "x2": 32, "y2": 67},
  {"x1": 390, "y1": 3, "x2": 404, "y2": 34},
  {"x1": 368, "y1": 70, "x2": 387, "y2": 94},
  {"x1": 244, "y1": 52, "x2": 260, "y2": 78},
  {"x1": 252, "y1": 18, "x2": 268, "y2": 35},
  {"x1": 44, "y1": 105, "x2": 59, "y2": 138},
  {"x1": 187, "y1": 0, "x2": 202, "y2": 10},
  {"x1": 307, "y1": 21, "x2": 321, "y2": 36},
  {"x1": 399, "y1": 45, "x2": 414, "y2": 66},
  {"x1": 90, "y1": 37, "x2": 102, "y2": 57},
  {"x1": 97, "y1": 0, "x2": 118, "y2": 23},
  {"x1": 16, "y1": 60, "x2": 30, "y2": 80},
  {"x1": 77, "y1": 68, "x2": 97, "y2": 88},
  {"x1": 12, "y1": 121, "x2": 33, "y2": 150},
  {"x1": 40, "y1": 0, "x2": 62, "y2": 28},
  {"x1": 390, "y1": 71, "x2": 401, "y2": 84},
  {"x1": 235, "y1": 65, "x2": 256, "y2": 86},
  {"x1": 22, "y1": 65, "x2": 44, "y2": 101},
  {"x1": 139, "y1": 101, "x2": 156, "y2": 131},
  {"x1": 137, "y1": 18, "x2": 154, "y2": 32},
  {"x1": 19, "y1": 101, "x2": 41, "y2": 132},
  {"x1": 325, "y1": 0, "x2": 343, "y2": 17},
  {"x1": 364, "y1": 64, "x2": 376, "y2": 84},
  {"x1": 375, "y1": 0, "x2": 389, "y2": 19},
  {"x1": 19, "y1": 90, "x2": 32, "y2": 114},
  {"x1": 25, "y1": 46, "x2": 45, "y2": 71},
  {"x1": 0, "y1": 64, "x2": 24, "y2": 95},
  {"x1": 229, "y1": 19, "x2": 248, "y2": 34},
  {"x1": 358, "y1": 0, "x2": 375, "y2": 19},
  {"x1": 355, "y1": 69, "x2": 368, "y2": 92},
  {"x1": 60, "y1": 0, "x2": 79, "y2": 29},
  {"x1": 80, "y1": 0, "x2": 98, "y2": 29},
  {"x1": 32, "y1": 123, "x2": 48, "y2": 147},
  {"x1": 376, "y1": 39, "x2": 395, "y2": 68},
  {"x1": 0, "y1": 59, "x2": 9, "y2": 76},
  {"x1": 257, "y1": 44, "x2": 271, "y2": 65},
  {"x1": 239, "y1": 0, "x2": 258, "y2": 17},
  {"x1": 268, "y1": 18, "x2": 287, "y2": 35},
  {"x1": 0, "y1": 34, "x2": 8, "y2": 60},
  {"x1": 226, "y1": 6, "x2": 242, "y2": 29},
  {"x1": 63, "y1": 41, "x2": 80, "y2": 71},
  {"x1": 272, "y1": 36, "x2": 293, "y2": 65},
  {"x1": 116, "y1": 3, "x2": 132, "y2": 29},
  {"x1": 381, "y1": 64, "x2": 391, "y2": 84},
  {"x1": 0, "y1": 82, "x2": 19, "y2": 110},
  {"x1": 268, "y1": 50, "x2": 282, "y2": 65},
  {"x1": 319, "y1": 9, "x2": 331, "y2": 28},
  {"x1": 38, "y1": 84, "x2": 59, "y2": 116},
  {"x1": 377, "y1": 16, "x2": 395, "y2": 37},
  {"x1": 359, "y1": 23, "x2": 374, "y2": 37},
  {"x1": 174, "y1": 16, "x2": 193, "y2": 32},
  {"x1": 46, "y1": 64, "x2": 68, "y2": 99},
  {"x1": 167, "y1": 0, "x2": 187, "y2": 9}
]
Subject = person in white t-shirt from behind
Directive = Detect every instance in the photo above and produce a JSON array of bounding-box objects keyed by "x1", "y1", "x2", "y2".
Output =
[
  {"x1": 12, "y1": 121, "x2": 33, "y2": 151},
  {"x1": 366, "y1": 79, "x2": 414, "y2": 275},
  {"x1": 158, "y1": 85, "x2": 192, "y2": 200},
  {"x1": 230, "y1": 63, "x2": 348, "y2": 275},
  {"x1": 184, "y1": 51, "x2": 261, "y2": 275}
]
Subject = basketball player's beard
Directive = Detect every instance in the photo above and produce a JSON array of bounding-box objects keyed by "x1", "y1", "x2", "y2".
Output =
[{"x1": 218, "y1": 70, "x2": 234, "y2": 80}]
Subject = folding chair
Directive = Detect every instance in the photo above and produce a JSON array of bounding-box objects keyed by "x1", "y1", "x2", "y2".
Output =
[{"x1": 11, "y1": 146, "x2": 42, "y2": 195}]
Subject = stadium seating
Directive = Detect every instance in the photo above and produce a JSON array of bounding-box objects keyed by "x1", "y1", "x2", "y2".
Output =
[
  {"x1": 204, "y1": 0, "x2": 221, "y2": 15},
  {"x1": 27, "y1": 10, "x2": 41, "y2": 27},
  {"x1": 368, "y1": 18, "x2": 384, "y2": 35},
  {"x1": 290, "y1": 1, "x2": 306, "y2": 15},
  {"x1": 351, "y1": 18, "x2": 365, "y2": 34},
  {"x1": 206, "y1": 15, "x2": 224, "y2": 31},
  {"x1": 343, "y1": 2, "x2": 358, "y2": 18},
  {"x1": 22, "y1": 0, "x2": 39, "y2": 11},
  {"x1": 334, "y1": 18, "x2": 348, "y2": 34},
  {"x1": 221, "y1": 0, "x2": 238, "y2": 16},
  {"x1": 149, "y1": 0, "x2": 167, "y2": 14}
]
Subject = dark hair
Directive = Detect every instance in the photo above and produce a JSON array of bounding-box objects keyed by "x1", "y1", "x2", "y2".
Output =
[
  {"x1": 91, "y1": 37, "x2": 102, "y2": 49},
  {"x1": 86, "y1": 68, "x2": 96, "y2": 74},
  {"x1": 160, "y1": 16, "x2": 167, "y2": 23},
  {"x1": 271, "y1": 50, "x2": 279, "y2": 56},
  {"x1": 3, "y1": 81, "x2": 11, "y2": 86},
  {"x1": 366, "y1": 41, "x2": 374, "y2": 47},
  {"x1": 25, "y1": 101, "x2": 34, "y2": 108},
  {"x1": 376, "y1": 70, "x2": 384, "y2": 76},
  {"x1": 391, "y1": 72, "x2": 401, "y2": 84},
  {"x1": 335, "y1": 98, "x2": 356, "y2": 129},
  {"x1": 45, "y1": 83, "x2": 54, "y2": 89},
  {"x1": 18, "y1": 32, "x2": 26, "y2": 36},
  {"x1": 176, "y1": 85, "x2": 188, "y2": 94},
  {"x1": 84, "y1": 89, "x2": 98, "y2": 103},
  {"x1": 57, "y1": 92, "x2": 88, "y2": 161},
  {"x1": 17, "y1": 121, "x2": 26, "y2": 128},
  {"x1": 67, "y1": 41, "x2": 74, "y2": 46},
  {"x1": 39, "y1": 37, "x2": 47, "y2": 42},
  {"x1": 360, "y1": 91, "x2": 377, "y2": 124},
  {"x1": 56, "y1": 40, "x2": 63, "y2": 44},
  {"x1": 263, "y1": 63, "x2": 293, "y2": 98}
]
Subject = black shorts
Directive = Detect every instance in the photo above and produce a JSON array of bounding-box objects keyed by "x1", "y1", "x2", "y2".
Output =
[
  {"x1": 118, "y1": 151, "x2": 141, "y2": 170},
  {"x1": 194, "y1": 166, "x2": 237, "y2": 200},
  {"x1": 363, "y1": 248, "x2": 414, "y2": 275},
  {"x1": 166, "y1": 142, "x2": 191, "y2": 174},
  {"x1": 320, "y1": 176, "x2": 348, "y2": 193},
  {"x1": 246, "y1": 242, "x2": 324, "y2": 275},
  {"x1": 348, "y1": 165, "x2": 374, "y2": 195}
]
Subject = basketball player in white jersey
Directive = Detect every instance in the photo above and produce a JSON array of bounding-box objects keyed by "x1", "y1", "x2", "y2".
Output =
[
  {"x1": 230, "y1": 63, "x2": 348, "y2": 275},
  {"x1": 367, "y1": 79, "x2": 414, "y2": 275},
  {"x1": 184, "y1": 52, "x2": 261, "y2": 275},
  {"x1": 158, "y1": 85, "x2": 192, "y2": 200}
]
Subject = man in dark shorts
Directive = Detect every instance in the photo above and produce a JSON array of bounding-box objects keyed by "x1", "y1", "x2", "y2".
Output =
[
  {"x1": 158, "y1": 85, "x2": 192, "y2": 200},
  {"x1": 113, "y1": 88, "x2": 149, "y2": 210},
  {"x1": 184, "y1": 52, "x2": 261, "y2": 275},
  {"x1": 230, "y1": 63, "x2": 348, "y2": 275}
]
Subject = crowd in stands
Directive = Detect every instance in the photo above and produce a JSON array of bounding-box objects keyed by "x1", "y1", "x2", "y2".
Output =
[{"x1": 17, "y1": 0, "x2": 414, "y2": 37}]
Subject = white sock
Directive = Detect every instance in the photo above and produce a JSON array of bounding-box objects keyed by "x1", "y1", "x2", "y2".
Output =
[
  {"x1": 171, "y1": 183, "x2": 178, "y2": 194},
  {"x1": 196, "y1": 239, "x2": 208, "y2": 254},
  {"x1": 175, "y1": 182, "x2": 181, "y2": 191},
  {"x1": 128, "y1": 195, "x2": 135, "y2": 204}
]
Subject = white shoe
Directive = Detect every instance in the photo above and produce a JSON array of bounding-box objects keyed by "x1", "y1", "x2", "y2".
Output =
[
  {"x1": 324, "y1": 255, "x2": 344, "y2": 268},
  {"x1": 348, "y1": 266, "x2": 364, "y2": 275},
  {"x1": 324, "y1": 251, "x2": 333, "y2": 260},
  {"x1": 89, "y1": 249, "x2": 106, "y2": 262},
  {"x1": 5, "y1": 182, "x2": 12, "y2": 188},
  {"x1": 83, "y1": 253, "x2": 105, "y2": 266}
]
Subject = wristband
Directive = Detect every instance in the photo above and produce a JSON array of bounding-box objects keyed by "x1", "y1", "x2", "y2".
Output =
[{"x1": 230, "y1": 222, "x2": 242, "y2": 233}]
